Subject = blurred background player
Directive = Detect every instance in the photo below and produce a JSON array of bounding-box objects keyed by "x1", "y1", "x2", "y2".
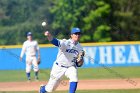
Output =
[
  {"x1": 20, "y1": 32, "x2": 40, "y2": 81},
  {"x1": 39, "y1": 28, "x2": 84, "y2": 93}
]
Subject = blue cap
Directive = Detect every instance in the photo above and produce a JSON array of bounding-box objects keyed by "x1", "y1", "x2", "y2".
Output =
[
  {"x1": 27, "y1": 32, "x2": 32, "y2": 36},
  {"x1": 71, "y1": 28, "x2": 81, "y2": 34}
]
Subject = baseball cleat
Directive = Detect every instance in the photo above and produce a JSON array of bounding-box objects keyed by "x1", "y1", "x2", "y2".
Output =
[{"x1": 39, "y1": 85, "x2": 47, "y2": 93}]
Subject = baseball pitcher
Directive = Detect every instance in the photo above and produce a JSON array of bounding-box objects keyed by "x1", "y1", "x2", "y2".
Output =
[
  {"x1": 39, "y1": 28, "x2": 84, "y2": 93},
  {"x1": 20, "y1": 32, "x2": 40, "y2": 81}
]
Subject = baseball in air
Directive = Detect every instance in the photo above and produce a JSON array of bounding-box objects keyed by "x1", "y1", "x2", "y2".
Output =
[{"x1": 42, "y1": 22, "x2": 47, "y2": 26}]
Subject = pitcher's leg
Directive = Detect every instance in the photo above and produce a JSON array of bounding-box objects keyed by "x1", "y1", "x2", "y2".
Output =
[
  {"x1": 40, "y1": 63, "x2": 66, "y2": 92},
  {"x1": 45, "y1": 76, "x2": 61, "y2": 92},
  {"x1": 65, "y1": 66, "x2": 78, "y2": 93},
  {"x1": 39, "y1": 74, "x2": 63, "y2": 93},
  {"x1": 69, "y1": 82, "x2": 78, "y2": 93},
  {"x1": 39, "y1": 85, "x2": 46, "y2": 93}
]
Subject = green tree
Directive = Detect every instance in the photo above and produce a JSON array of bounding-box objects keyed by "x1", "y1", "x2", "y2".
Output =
[
  {"x1": 49, "y1": 0, "x2": 111, "y2": 42},
  {"x1": 0, "y1": 0, "x2": 140, "y2": 45},
  {"x1": 107, "y1": 0, "x2": 140, "y2": 41},
  {"x1": 0, "y1": 0, "x2": 51, "y2": 45}
]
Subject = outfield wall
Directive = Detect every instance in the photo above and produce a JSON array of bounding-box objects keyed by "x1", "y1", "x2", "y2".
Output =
[{"x1": 0, "y1": 41, "x2": 140, "y2": 70}]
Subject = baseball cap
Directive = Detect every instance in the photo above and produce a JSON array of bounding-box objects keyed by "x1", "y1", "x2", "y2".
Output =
[
  {"x1": 27, "y1": 32, "x2": 32, "y2": 36},
  {"x1": 71, "y1": 28, "x2": 81, "y2": 34}
]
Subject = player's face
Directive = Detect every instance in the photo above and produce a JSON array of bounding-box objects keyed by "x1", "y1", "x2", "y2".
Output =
[
  {"x1": 27, "y1": 35, "x2": 32, "y2": 41},
  {"x1": 71, "y1": 32, "x2": 81, "y2": 42}
]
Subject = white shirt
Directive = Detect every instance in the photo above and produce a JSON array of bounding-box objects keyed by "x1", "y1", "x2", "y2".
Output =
[
  {"x1": 55, "y1": 39, "x2": 83, "y2": 66},
  {"x1": 20, "y1": 40, "x2": 40, "y2": 58}
]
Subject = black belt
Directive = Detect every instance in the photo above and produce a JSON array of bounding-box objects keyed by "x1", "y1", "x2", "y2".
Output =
[{"x1": 56, "y1": 62, "x2": 69, "y2": 68}]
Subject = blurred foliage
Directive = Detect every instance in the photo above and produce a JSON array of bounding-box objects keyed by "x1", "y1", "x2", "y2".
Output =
[
  {"x1": 49, "y1": 0, "x2": 111, "y2": 42},
  {"x1": 107, "y1": 0, "x2": 140, "y2": 41},
  {"x1": 0, "y1": 0, "x2": 140, "y2": 45}
]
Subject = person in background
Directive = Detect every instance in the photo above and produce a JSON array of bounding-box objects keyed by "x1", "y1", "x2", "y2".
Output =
[{"x1": 20, "y1": 32, "x2": 40, "y2": 81}]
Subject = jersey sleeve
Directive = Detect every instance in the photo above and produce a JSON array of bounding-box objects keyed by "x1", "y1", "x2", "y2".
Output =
[
  {"x1": 50, "y1": 38, "x2": 66, "y2": 50},
  {"x1": 20, "y1": 42, "x2": 26, "y2": 58},
  {"x1": 35, "y1": 41, "x2": 39, "y2": 50},
  {"x1": 59, "y1": 39, "x2": 67, "y2": 50},
  {"x1": 51, "y1": 38, "x2": 60, "y2": 47},
  {"x1": 35, "y1": 41, "x2": 40, "y2": 57}
]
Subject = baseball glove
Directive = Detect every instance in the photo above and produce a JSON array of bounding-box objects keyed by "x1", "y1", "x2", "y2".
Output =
[
  {"x1": 76, "y1": 50, "x2": 85, "y2": 67},
  {"x1": 37, "y1": 57, "x2": 41, "y2": 65}
]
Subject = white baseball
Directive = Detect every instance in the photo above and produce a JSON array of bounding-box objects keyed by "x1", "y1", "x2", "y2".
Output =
[{"x1": 42, "y1": 22, "x2": 47, "y2": 26}]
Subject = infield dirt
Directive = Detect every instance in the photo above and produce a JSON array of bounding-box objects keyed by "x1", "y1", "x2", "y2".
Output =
[{"x1": 0, "y1": 79, "x2": 140, "y2": 91}]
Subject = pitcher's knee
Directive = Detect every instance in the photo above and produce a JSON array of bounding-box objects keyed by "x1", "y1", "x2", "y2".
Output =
[{"x1": 69, "y1": 77, "x2": 78, "y2": 82}]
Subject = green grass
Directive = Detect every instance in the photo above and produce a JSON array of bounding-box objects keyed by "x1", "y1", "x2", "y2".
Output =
[
  {"x1": 0, "y1": 67, "x2": 140, "y2": 93},
  {"x1": 1, "y1": 89, "x2": 140, "y2": 93},
  {"x1": 78, "y1": 66, "x2": 140, "y2": 79},
  {"x1": 0, "y1": 69, "x2": 51, "y2": 82},
  {"x1": 0, "y1": 66, "x2": 140, "y2": 82}
]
